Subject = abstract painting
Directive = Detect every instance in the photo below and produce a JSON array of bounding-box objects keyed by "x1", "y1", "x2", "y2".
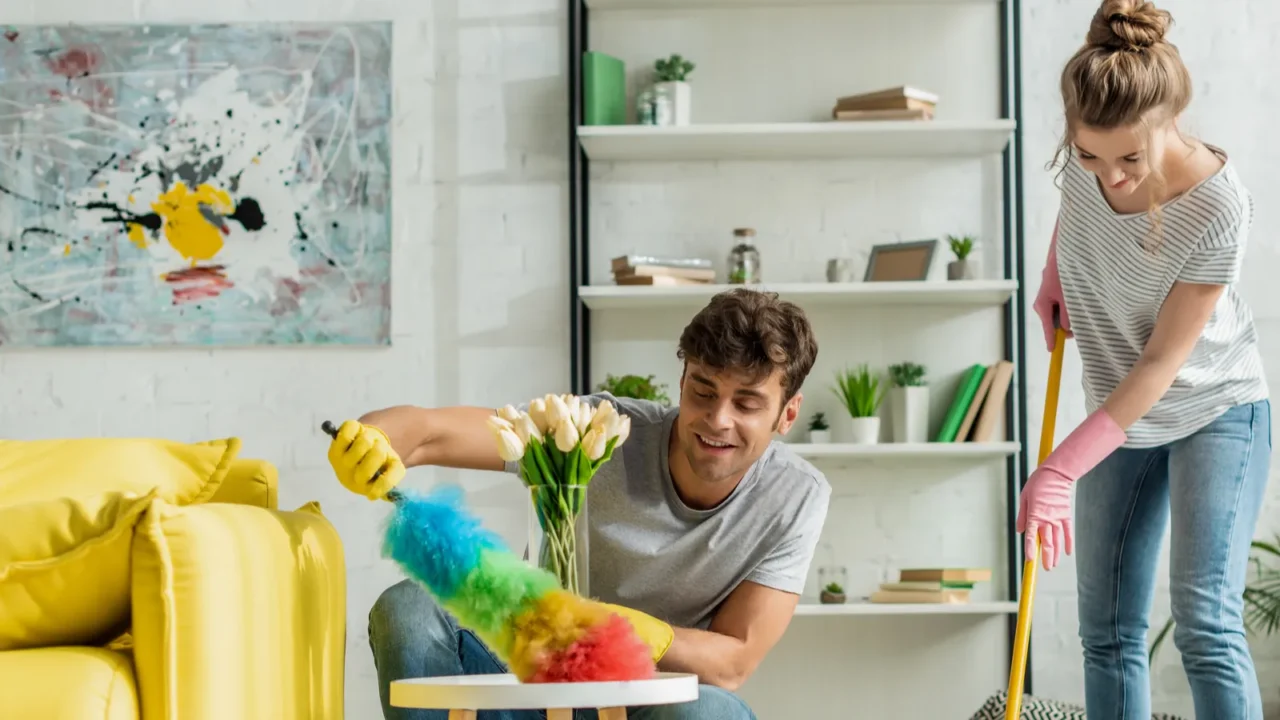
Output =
[{"x1": 0, "y1": 22, "x2": 392, "y2": 346}]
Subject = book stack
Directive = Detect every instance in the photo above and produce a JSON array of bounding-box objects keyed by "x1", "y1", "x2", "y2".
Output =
[
  {"x1": 610, "y1": 255, "x2": 716, "y2": 286},
  {"x1": 830, "y1": 85, "x2": 938, "y2": 122},
  {"x1": 869, "y1": 567, "x2": 992, "y2": 604},
  {"x1": 933, "y1": 360, "x2": 1014, "y2": 442}
]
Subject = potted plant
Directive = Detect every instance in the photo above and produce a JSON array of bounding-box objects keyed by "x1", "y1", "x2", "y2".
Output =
[
  {"x1": 596, "y1": 373, "x2": 671, "y2": 405},
  {"x1": 888, "y1": 362, "x2": 929, "y2": 443},
  {"x1": 832, "y1": 364, "x2": 884, "y2": 444},
  {"x1": 947, "y1": 234, "x2": 976, "y2": 280},
  {"x1": 653, "y1": 53, "x2": 695, "y2": 126},
  {"x1": 820, "y1": 582, "x2": 846, "y2": 604},
  {"x1": 807, "y1": 411, "x2": 831, "y2": 444}
]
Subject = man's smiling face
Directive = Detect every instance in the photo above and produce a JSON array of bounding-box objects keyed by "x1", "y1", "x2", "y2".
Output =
[{"x1": 673, "y1": 359, "x2": 801, "y2": 490}]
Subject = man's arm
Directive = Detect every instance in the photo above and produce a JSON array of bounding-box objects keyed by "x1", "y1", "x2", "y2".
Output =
[
  {"x1": 357, "y1": 405, "x2": 505, "y2": 471},
  {"x1": 657, "y1": 580, "x2": 799, "y2": 691}
]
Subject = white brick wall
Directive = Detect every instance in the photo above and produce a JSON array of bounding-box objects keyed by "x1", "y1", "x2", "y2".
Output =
[{"x1": 2, "y1": 0, "x2": 1278, "y2": 718}]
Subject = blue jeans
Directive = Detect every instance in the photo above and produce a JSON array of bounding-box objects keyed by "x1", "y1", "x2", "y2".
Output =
[
  {"x1": 368, "y1": 578, "x2": 758, "y2": 720},
  {"x1": 1074, "y1": 399, "x2": 1271, "y2": 719}
]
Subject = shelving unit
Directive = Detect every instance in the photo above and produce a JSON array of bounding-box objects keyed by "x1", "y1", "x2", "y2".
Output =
[
  {"x1": 577, "y1": 120, "x2": 1017, "y2": 161},
  {"x1": 578, "y1": 279, "x2": 1018, "y2": 310},
  {"x1": 567, "y1": 0, "x2": 1027, "y2": 714},
  {"x1": 794, "y1": 601, "x2": 1018, "y2": 617},
  {"x1": 788, "y1": 441, "x2": 1020, "y2": 461},
  {"x1": 586, "y1": 0, "x2": 995, "y2": 8}
]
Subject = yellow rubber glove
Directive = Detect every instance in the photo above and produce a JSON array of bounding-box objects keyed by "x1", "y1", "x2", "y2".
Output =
[
  {"x1": 601, "y1": 602, "x2": 674, "y2": 664},
  {"x1": 327, "y1": 420, "x2": 405, "y2": 501}
]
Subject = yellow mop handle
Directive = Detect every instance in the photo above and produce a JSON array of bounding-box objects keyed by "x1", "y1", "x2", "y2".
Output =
[{"x1": 1004, "y1": 324, "x2": 1066, "y2": 719}]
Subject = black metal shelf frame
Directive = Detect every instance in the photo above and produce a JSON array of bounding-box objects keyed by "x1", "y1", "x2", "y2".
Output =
[{"x1": 566, "y1": 0, "x2": 1030, "y2": 695}]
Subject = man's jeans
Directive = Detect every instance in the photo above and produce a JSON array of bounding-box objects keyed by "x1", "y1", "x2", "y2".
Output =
[
  {"x1": 1075, "y1": 400, "x2": 1271, "y2": 719},
  {"x1": 369, "y1": 578, "x2": 759, "y2": 720}
]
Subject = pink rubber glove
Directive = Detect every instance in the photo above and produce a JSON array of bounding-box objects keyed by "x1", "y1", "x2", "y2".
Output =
[
  {"x1": 1017, "y1": 409, "x2": 1126, "y2": 570},
  {"x1": 1032, "y1": 219, "x2": 1073, "y2": 352}
]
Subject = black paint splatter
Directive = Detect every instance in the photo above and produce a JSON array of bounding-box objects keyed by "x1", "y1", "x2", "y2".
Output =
[
  {"x1": 85, "y1": 152, "x2": 117, "y2": 184},
  {"x1": 229, "y1": 198, "x2": 265, "y2": 231},
  {"x1": 0, "y1": 183, "x2": 61, "y2": 210},
  {"x1": 83, "y1": 201, "x2": 162, "y2": 233}
]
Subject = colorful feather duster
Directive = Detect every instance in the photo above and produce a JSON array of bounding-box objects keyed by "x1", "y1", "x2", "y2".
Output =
[
  {"x1": 380, "y1": 485, "x2": 655, "y2": 682},
  {"x1": 323, "y1": 418, "x2": 654, "y2": 683}
]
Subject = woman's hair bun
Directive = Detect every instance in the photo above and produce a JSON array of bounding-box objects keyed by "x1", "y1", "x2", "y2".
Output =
[{"x1": 1087, "y1": 0, "x2": 1172, "y2": 51}]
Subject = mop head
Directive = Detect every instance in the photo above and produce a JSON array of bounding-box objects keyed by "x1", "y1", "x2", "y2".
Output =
[{"x1": 381, "y1": 484, "x2": 655, "y2": 683}]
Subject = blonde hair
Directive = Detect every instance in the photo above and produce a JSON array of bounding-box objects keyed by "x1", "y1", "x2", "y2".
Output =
[{"x1": 1050, "y1": 0, "x2": 1193, "y2": 240}]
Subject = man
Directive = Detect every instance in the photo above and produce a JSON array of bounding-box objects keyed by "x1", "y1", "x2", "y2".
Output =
[{"x1": 329, "y1": 288, "x2": 832, "y2": 720}]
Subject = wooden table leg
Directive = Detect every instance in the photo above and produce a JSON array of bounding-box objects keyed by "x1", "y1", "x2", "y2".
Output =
[
  {"x1": 598, "y1": 708, "x2": 627, "y2": 720},
  {"x1": 448, "y1": 711, "x2": 476, "y2": 720},
  {"x1": 546, "y1": 709, "x2": 574, "y2": 720}
]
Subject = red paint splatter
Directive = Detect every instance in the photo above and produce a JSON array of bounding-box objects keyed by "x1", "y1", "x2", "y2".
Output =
[
  {"x1": 163, "y1": 265, "x2": 234, "y2": 304},
  {"x1": 47, "y1": 47, "x2": 99, "y2": 79}
]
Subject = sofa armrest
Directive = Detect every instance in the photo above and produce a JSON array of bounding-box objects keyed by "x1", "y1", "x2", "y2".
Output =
[{"x1": 131, "y1": 498, "x2": 345, "y2": 720}]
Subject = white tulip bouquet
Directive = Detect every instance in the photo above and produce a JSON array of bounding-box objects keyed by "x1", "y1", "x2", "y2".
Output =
[{"x1": 487, "y1": 394, "x2": 631, "y2": 595}]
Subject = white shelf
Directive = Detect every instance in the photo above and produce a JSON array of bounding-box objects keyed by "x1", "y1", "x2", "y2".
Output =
[
  {"x1": 789, "y1": 441, "x2": 1019, "y2": 460},
  {"x1": 795, "y1": 601, "x2": 1018, "y2": 616},
  {"x1": 577, "y1": 121, "x2": 1015, "y2": 161},
  {"x1": 587, "y1": 0, "x2": 994, "y2": 8},
  {"x1": 578, "y1": 280, "x2": 1017, "y2": 310}
]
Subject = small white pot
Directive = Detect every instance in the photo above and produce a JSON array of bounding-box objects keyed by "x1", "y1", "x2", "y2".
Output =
[
  {"x1": 848, "y1": 416, "x2": 881, "y2": 445},
  {"x1": 890, "y1": 386, "x2": 930, "y2": 443},
  {"x1": 808, "y1": 429, "x2": 831, "y2": 444},
  {"x1": 654, "y1": 81, "x2": 691, "y2": 126}
]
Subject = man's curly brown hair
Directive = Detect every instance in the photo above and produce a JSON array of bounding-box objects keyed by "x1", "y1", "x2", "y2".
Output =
[{"x1": 677, "y1": 288, "x2": 819, "y2": 402}]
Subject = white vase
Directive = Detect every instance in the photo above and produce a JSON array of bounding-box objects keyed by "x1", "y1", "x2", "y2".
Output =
[
  {"x1": 808, "y1": 429, "x2": 831, "y2": 444},
  {"x1": 848, "y1": 416, "x2": 881, "y2": 445},
  {"x1": 654, "y1": 81, "x2": 691, "y2": 126},
  {"x1": 890, "y1": 386, "x2": 930, "y2": 443}
]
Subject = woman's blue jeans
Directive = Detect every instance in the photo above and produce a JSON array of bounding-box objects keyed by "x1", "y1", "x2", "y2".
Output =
[{"x1": 1075, "y1": 399, "x2": 1271, "y2": 719}]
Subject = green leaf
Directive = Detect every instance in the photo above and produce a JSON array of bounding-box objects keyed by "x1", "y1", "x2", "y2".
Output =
[
  {"x1": 529, "y1": 439, "x2": 557, "y2": 490},
  {"x1": 832, "y1": 364, "x2": 884, "y2": 417}
]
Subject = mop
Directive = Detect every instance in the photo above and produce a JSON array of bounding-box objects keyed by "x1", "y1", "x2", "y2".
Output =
[
  {"x1": 1003, "y1": 319, "x2": 1066, "y2": 719},
  {"x1": 320, "y1": 421, "x2": 655, "y2": 684}
]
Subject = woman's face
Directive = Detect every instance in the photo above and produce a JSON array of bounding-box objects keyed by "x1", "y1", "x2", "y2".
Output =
[{"x1": 1072, "y1": 122, "x2": 1172, "y2": 197}]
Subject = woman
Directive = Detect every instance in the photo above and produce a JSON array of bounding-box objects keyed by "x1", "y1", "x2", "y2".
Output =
[{"x1": 1024, "y1": 0, "x2": 1270, "y2": 717}]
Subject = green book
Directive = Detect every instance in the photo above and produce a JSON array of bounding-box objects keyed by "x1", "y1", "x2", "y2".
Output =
[
  {"x1": 934, "y1": 364, "x2": 988, "y2": 442},
  {"x1": 582, "y1": 51, "x2": 625, "y2": 126}
]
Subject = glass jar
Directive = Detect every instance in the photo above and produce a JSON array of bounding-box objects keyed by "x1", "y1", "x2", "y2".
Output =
[
  {"x1": 528, "y1": 483, "x2": 589, "y2": 597},
  {"x1": 727, "y1": 228, "x2": 761, "y2": 284},
  {"x1": 637, "y1": 87, "x2": 656, "y2": 126}
]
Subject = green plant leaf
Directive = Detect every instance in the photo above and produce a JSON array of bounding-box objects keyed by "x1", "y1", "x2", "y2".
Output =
[{"x1": 832, "y1": 364, "x2": 884, "y2": 417}]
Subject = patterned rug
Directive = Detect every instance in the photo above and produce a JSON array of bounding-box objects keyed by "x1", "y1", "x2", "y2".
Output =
[{"x1": 969, "y1": 691, "x2": 1187, "y2": 719}]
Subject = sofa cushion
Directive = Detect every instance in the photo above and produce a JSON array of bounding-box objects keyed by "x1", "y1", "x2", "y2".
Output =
[
  {"x1": 131, "y1": 498, "x2": 345, "y2": 719},
  {"x1": 0, "y1": 436, "x2": 241, "y2": 508},
  {"x1": 206, "y1": 458, "x2": 278, "y2": 509},
  {"x1": 0, "y1": 488, "x2": 160, "y2": 651},
  {"x1": 0, "y1": 645, "x2": 139, "y2": 720}
]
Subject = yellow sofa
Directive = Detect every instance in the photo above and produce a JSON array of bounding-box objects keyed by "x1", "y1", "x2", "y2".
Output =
[{"x1": 0, "y1": 440, "x2": 346, "y2": 720}]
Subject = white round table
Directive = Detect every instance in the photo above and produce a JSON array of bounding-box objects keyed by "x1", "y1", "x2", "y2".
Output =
[{"x1": 389, "y1": 672, "x2": 700, "y2": 719}]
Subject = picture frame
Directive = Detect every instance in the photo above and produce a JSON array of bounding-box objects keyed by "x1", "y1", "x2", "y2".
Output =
[{"x1": 863, "y1": 239, "x2": 939, "y2": 282}]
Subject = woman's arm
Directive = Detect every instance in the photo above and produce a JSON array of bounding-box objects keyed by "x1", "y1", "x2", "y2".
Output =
[{"x1": 1100, "y1": 280, "x2": 1225, "y2": 429}]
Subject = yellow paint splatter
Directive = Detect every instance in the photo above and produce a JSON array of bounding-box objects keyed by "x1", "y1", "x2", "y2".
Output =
[
  {"x1": 127, "y1": 223, "x2": 147, "y2": 249},
  {"x1": 151, "y1": 181, "x2": 233, "y2": 262}
]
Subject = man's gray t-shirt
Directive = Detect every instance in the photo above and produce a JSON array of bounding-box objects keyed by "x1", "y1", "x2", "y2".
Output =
[{"x1": 505, "y1": 393, "x2": 831, "y2": 630}]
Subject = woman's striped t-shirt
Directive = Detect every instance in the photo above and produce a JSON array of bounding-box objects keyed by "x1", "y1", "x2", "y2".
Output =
[{"x1": 1055, "y1": 146, "x2": 1268, "y2": 448}]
